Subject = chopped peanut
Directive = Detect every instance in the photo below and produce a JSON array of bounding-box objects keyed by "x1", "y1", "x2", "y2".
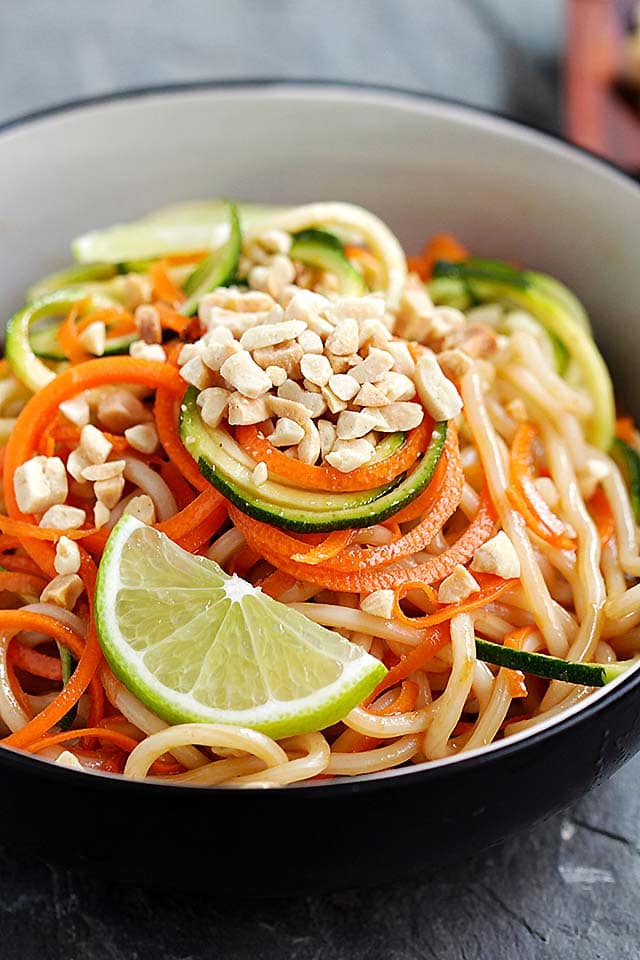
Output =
[
  {"x1": 220, "y1": 350, "x2": 272, "y2": 399},
  {"x1": 298, "y1": 421, "x2": 321, "y2": 465},
  {"x1": 129, "y1": 340, "x2": 166, "y2": 362},
  {"x1": 325, "y1": 438, "x2": 375, "y2": 473},
  {"x1": 226, "y1": 393, "x2": 270, "y2": 426},
  {"x1": 252, "y1": 461, "x2": 268, "y2": 486},
  {"x1": 78, "y1": 321, "x2": 106, "y2": 357},
  {"x1": 80, "y1": 424, "x2": 112, "y2": 465},
  {"x1": 353, "y1": 382, "x2": 389, "y2": 407},
  {"x1": 328, "y1": 374, "x2": 359, "y2": 402},
  {"x1": 54, "y1": 536, "x2": 81, "y2": 576},
  {"x1": 383, "y1": 372, "x2": 416, "y2": 403},
  {"x1": 81, "y1": 460, "x2": 125, "y2": 482},
  {"x1": 350, "y1": 348, "x2": 394, "y2": 384},
  {"x1": 94, "y1": 501, "x2": 110, "y2": 529},
  {"x1": 59, "y1": 396, "x2": 90, "y2": 428},
  {"x1": 180, "y1": 356, "x2": 214, "y2": 390},
  {"x1": 13, "y1": 456, "x2": 68, "y2": 515},
  {"x1": 97, "y1": 390, "x2": 149, "y2": 433},
  {"x1": 317, "y1": 419, "x2": 337, "y2": 457},
  {"x1": 41, "y1": 573, "x2": 84, "y2": 610},
  {"x1": 252, "y1": 340, "x2": 303, "y2": 379},
  {"x1": 266, "y1": 365, "x2": 287, "y2": 388},
  {"x1": 201, "y1": 339, "x2": 241, "y2": 373},
  {"x1": 414, "y1": 352, "x2": 463, "y2": 421},
  {"x1": 39, "y1": 504, "x2": 86, "y2": 530},
  {"x1": 300, "y1": 354, "x2": 332, "y2": 387},
  {"x1": 134, "y1": 304, "x2": 162, "y2": 344},
  {"x1": 321, "y1": 384, "x2": 348, "y2": 415},
  {"x1": 124, "y1": 494, "x2": 156, "y2": 525},
  {"x1": 239, "y1": 320, "x2": 307, "y2": 352},
  {"x1": 470, "y1": 531, "x2": 521, "y2": 579},
  {"x1": 297, "y1": 330, "x2": 323, "y2": 354},
  {"x1": 360, "y1": 589, "x2": 396, "y2": 619},
  {"x1": 124, "y1": 422, "x2": 160, "y2": 454},
  {"x1": 336, "y1": 410, "x2": 380, "y2": 440},
  {"x1": 94, "y1": 475, "x2": 125, "y2": 509},
  {"x1": 386, "y1": 340, "x2": 415, "y2": 376},
  {"x1": 437, "y1": 564, "x2": 480, "y2": 603},
  {"x1": 277, "y1": 380, "x2": 326, "y2": 418},
  {"x1": 374, "y1": 402, "x2": 424, "y2": 432},
  {"x1": 326, "y1": 319, "x2": 359, "y2": 357},
  {"x1": 197, "y1": 387, "x2": 231, "y2": 429},
  {"x1": 269, "y1": 417, "x2": 306, "y2": 446}
]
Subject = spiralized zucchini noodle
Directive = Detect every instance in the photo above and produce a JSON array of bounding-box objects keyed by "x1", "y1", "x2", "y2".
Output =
[{"x1": 0, "y1": 199, "x2": 638, "y2": 787}]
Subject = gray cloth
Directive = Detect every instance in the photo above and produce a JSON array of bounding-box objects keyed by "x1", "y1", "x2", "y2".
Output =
[{"x1": 0, "y1": 0, "x2": 561, "y2": 130}]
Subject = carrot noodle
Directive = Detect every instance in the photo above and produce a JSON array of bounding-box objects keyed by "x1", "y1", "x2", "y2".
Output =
[{"x1": 0, "y1": 212, "x2": 635, "y2": 788}]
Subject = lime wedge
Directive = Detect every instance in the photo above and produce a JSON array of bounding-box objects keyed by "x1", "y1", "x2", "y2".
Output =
[{"x1": 95, "y1": 516, "x2": 386, "y2": 739}]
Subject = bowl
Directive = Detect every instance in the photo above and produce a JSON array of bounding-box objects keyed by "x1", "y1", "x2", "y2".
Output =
[{"x1": 1, "y1": 82, "x2": 640, "y2": 895}]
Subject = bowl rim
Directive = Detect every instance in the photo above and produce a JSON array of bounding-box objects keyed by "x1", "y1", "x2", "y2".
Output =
[{"x1": 2, "y1": 77, "x2": 640, "y2": 796}]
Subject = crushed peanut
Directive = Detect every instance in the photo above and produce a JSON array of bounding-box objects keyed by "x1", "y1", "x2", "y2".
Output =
[
  {"x1": 54, "y1": 536, "x2": 81, "y2": 576},
  {"x1": 437, "y1": 564, "x2": 480, "y2": 604},
  {"x1": 124, "y1": 494, "x2": 156, "y2": 525},
  {"x1": 39, "y1": 504, "x2": 86, "y2": 530},
  {"x1": 41, "y1": 573, "x2": 84, "y2": 610},
  {"x1": 360, "y1": 589, "x2": 396, "y2": 620},
  {"x1": 470, "y1": 531, "x2": 521, "y2": 579}
]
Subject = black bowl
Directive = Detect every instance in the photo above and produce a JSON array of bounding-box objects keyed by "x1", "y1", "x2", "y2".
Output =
[{"x1": 1, "y1": 81, "x2": 640, "y2": 895}]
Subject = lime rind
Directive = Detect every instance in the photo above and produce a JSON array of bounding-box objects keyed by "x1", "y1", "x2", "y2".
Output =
[{"x1": 95, "y1": 516, "x2": 386, "y2": 739}]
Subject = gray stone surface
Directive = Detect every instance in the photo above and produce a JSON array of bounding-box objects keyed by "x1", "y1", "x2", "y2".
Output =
[{"x1": 1, "y1": 1, "x2": 638, "y2": 957}]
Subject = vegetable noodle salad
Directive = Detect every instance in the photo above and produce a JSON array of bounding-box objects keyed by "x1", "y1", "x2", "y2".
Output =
[{"x1": 0, "y1": 199, "x2": 638, "y2": 787}]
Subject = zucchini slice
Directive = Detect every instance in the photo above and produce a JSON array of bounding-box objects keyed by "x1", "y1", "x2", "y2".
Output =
[
  {"x1": 289, "y1": 229, "x2": 366, "y2": 296},
  {"x1": 71, "y1": 201, "x2": 277, "y2": 264},
  {"x1": 179, "y1": 387, "x2": 447, "y2": 532},
  {"x1": 610, "y1": 437, "x2": 640, "y2": 523},
  {"x1": 29, "y1": 319, "x2": 137, "y2": 362},
  {"x1": 475, "y1": 637, "x2": 633, "y2": 687},
  {"x1": 27, "y1": 262, "x2": 118, "y2": 301},
  {"x1": 433, "y1": 258, "x2": 614, "y2": 450},
  {"x1": 5, "y1": 290, "x2": 117, "y2": 392},
  {"x1": 179, "y1": 202, "x2": 242, "y2": 317}
]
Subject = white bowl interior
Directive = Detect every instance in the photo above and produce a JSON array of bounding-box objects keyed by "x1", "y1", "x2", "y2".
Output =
[{"x1": 1, "y1": 84, "x2": 639, "y2": 408}]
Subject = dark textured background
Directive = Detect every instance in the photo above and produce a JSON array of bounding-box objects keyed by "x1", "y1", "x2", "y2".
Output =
[{"x1": 2, "y1": 2, "x2": 639, "y2": 957}]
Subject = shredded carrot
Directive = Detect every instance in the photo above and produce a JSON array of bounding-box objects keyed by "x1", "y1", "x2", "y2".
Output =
[
  {"x1": 366, "y1": 625, "x2": 451, "y2": 705},
  {"x1": 0, "y1": 570, "x2": 46, "y2": 597},
  {"x1": 502, "y1": 625, "x2": 534, "y2": 699},
  {"x1": 2, "y1": 555, "x2": 103, "y2": 749},
  {"x1": 259, "y1": 570, "x2": 297, "y2": 599},
  {"x1": 235, "y1": 418, "x2": 430, "y2": 493},
  {"x1": 150, "y1": 261, "x2": 186, "y2": 306},
  {"x1": 9, "y1": 642, "x2": 62, "y2": 681},
  {"x1": 155, "y1": 302, "x2": 192, "y2": 335},
  {"x1": 163, "y1": 251, "x2": 209, "y2": 266},
  {"x1": 615, "y1": 416, "x2": 636, "y2": 444},
  {"x1": 56, "y1": 302, "x2": 90, "y2": 364},
  {"x1": 154, "y1": 387, "x2": 211, "y2": 492},
  {"x1": 159, "y1": 461, "x2": 196, "y2": 510},
  {"x1": 408, "y1": 234, "x2": 468, "y2": 281},
  {"x1": 27, "y1": 726, "x2": 140, "y2": 755},
  {"x1": 394, "y1": 574, "x2": 516, "y2": 629},
  {"x1": 589, "y1": 487, "x2": 615, "y2": 547},
  {"x1": 508, "y1": 423, "x2": 576, "y2": 551},
  {"x1": 292, "y1": 529, "x2": 357, "y2": 565},
  {"x1": 344, "y1": 680, "x2": 420, "y2": 753}
]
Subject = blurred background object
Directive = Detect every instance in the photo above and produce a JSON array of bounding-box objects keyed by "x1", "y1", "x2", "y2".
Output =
[{"x1": 567, "y1": 0, "x2": 640, "y2": 170}]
